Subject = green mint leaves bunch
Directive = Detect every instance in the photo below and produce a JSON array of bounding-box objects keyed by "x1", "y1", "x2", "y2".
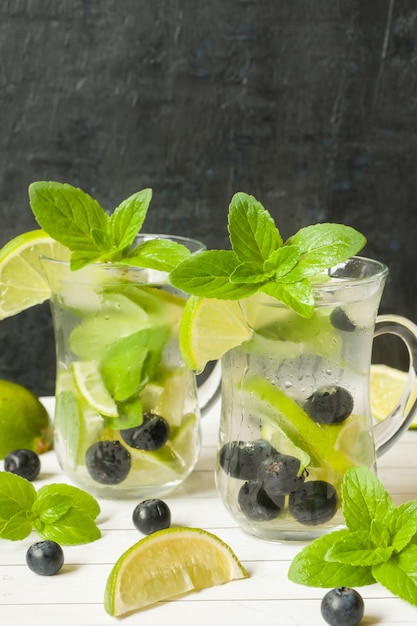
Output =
[
  {"x1": 170, "y1": 192, "x2": 366, "y2": 317},
  {"x1": 29, "y1": 181, "x2": 191, "y2": 272},
  {"x1": 0, "y1": 471, "x2": 101, "y2": 544},
  {"x1": 288, "y1": 466, "x2": 417, "y2": 606}
]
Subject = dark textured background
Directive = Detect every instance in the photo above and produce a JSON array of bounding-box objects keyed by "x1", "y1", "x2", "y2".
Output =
[{"x1": 1, "y1": 0, "x2": 417, "y2": 395}]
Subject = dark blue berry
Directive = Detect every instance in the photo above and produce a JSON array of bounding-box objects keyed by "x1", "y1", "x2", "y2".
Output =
[
  {"x1": 4, "y1": 449, "x2": 40, "y2": 481},
  {"x1": 85, "y1": 440, "x2": 131, "y2": 484},
  {"x1": 289, "y1": 480, "x2": 338, "y2": 525},
  {"x1": 219, "y1": 439, "x2": 277, "y2": 480},
  {"x1": 132, "y1": 498, "x2": 171, "y2": 534},
  {"x1": 121, "y1": 413, "x2": 170, "y2": 451},
  {"x1": 238, "y1": 480, "x2": 285, "y2": 521},
  {"x1": 26, "y1": 540, "x2": 64, "y2": 576},
  {"x1": 330, "y1": 307, "x2": 356, "y2": 332},
  {"x1": 321, "y1": 587, "x2": 364, "y2": 626},
  {"x1": 304, "y1": 386, "x2": 354, "y2": 424},
  {"x1": 258, "y1": 453, "x2": 306, "y2": 496}
]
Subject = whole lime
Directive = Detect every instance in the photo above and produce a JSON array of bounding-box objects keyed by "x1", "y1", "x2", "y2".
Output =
[{"x1": 0, "y1": 380, "x2": 53, "y2": 459}]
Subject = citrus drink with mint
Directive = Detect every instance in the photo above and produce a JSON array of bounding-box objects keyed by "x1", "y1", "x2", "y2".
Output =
[
  {"x1": 214, "y1": 259, "x2": 388, "y2": 541},
  {"x1": 44, "y1": 258, "x2": 202, "y2": 498}
]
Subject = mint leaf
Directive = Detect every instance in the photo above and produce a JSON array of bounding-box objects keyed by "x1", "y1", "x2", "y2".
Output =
[
  {"x1": 112, "y1": 395, "x2": 144, "y2": 429},
  {"x1": 326, "y1": 530, "x2": 393, "y2": 566},
  {"x1": 260, "y1": 280, "x2": 315, "y2": 318},
  {"x1": 287, "y1": 223, "x2": 367, "y2": 275},
  {"x1": 386, "y1": 501, "x2": 417, "y2": 552},
  {"x1": 37, "y1": 484, "x2": 100, "y2": 520},
  {"x1": 0, "y1": 511, "x2": 32, "y2": 540},
  {"x1": 230, "y1": 261, "x2": 270, "y2": 284},
  {"x1": 170, "y1": 250, "x2": 258, "y2": 299},
  {"x1": 0, "y1": 474, "x2": 101, "y2": 544},
  {"x1": 264, "y1": 245, "x2": 300, "y2": 280},
  {"x1": 101, "y1": 326, "x2": 169, "y2": 401},
  {"x1": 29, "y1": 181, "x2": 108, "y2": 253},
  {"x1": 342, "y1": 466, "x2": 395, "y2": 532},
  {"x1": 33, "y1": 507, "x2": 101, "y2": 545},
  {"x1": 0, "y1": 471, "x2": 36, "y2": 519},
  {"x1": 228, "y1": 192, "x2": 283, "y2": 264},
  {"x1": 373, "y1": 545, "x2": 417, "y2": 606},
  {"x1": 123, "y1": 239, "x2": 191, "y2": 272},
  {"x1": 370, "y1": 518, "x2": 391, "y2": 548},
  {"x1": 91, "y1": 228, "x2": 113, "y2": 252},
  {"x1": 288, "y1": 529, "x2": 375, "y2": 587},
  {"x1": 288, "y1": 466, "x2": 417, "y2": 607},
  {"x1": 69, "y1": 249, "x2": 102, "y2": 271},
  {"x1": 108, "y1": 189, "x2": 152, "y2": 251},
  {"x1": 31, "y1": 494, "x2": 73, "y2": 523}
]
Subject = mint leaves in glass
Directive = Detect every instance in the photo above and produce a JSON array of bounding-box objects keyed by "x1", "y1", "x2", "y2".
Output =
[{"x1": 29, "y1": 182, "x2": 212, "y2": 499}]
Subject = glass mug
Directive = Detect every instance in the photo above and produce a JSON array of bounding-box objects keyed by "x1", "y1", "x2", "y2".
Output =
[
  {"x1": 41, "y1": 235, "x2": 220, "y2": 499},
  {"x1": 215, "y1": 257, "x2": 417, "y2": 541}
]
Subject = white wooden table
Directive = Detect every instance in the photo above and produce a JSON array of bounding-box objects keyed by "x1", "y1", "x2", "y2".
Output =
[{"x1": 1, "y1": 397, "x2": 417, "y2": 626}]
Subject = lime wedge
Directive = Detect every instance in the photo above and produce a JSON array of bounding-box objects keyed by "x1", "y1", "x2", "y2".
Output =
[
  {"x1": 104, "y1": 527, "x2": 248, "y2": 616},
  {"x1": 72, "y1": 360, "x2": 119, "y2": 418},
  {"x1": 0, "y1": 229, "x2": 69, "y2": 319},
  {"x1": 371, "y1": 363, "x2": 417, "y2": 428},
  {"x1": 179, "y1": 296, "x2": 253, "y2": 371}
]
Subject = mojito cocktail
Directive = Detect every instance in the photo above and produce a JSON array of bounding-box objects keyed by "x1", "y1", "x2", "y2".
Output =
[
  {"x1": 42, "y1": 248, "x2": 203, "y2": 499},
  {"x1": 216, "y1": 257, "x2": 386, "y2": 540}
]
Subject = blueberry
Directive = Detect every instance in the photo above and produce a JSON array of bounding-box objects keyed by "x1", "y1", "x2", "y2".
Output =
[
  {"x1": 304, "y1": 386, "x2": 354, "y2": 424},
  {"x1": 330, "y1": 307, "x2": 356, "y2": 332},
  {"x1": 321, "y1": 587, "x2": 364, "y2": 626},
  {"x1": 132, "y1": 498, "x2": 171, "y2": 534},
  {"x1": 258, "y1": 453, "x2": 306, "y2": 496},
  {"x1": 120, "y1": 413, "x2": 170, "y2": 451},
  {"x1": 85, "y1": 440, "x2": 131, "y2": 484},
  {"x1": 26, "y1": 540, "x2": 64, "y2": 576},
  {"x1": 238, "y1": 480, "x2": 285, "y2": 521},
  {"x1": 219, "y1": 439, "x2": 278, "y2": 480},
  {"x1": 289, "y1": 480, "x2": 338, "y2": 526},
  {"x1": 4, "y1": 449, "x2": 40, "y2": 481}
]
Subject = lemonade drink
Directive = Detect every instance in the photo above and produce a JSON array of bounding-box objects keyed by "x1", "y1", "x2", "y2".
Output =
[
  {"x1": 42, "y1": 254, "x2": 202, "y2": 499},
  {"x1": 215, "y1": 257, "x2": 387, "y2": 540}
]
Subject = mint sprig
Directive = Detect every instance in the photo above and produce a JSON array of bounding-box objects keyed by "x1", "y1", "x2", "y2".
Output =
[
  {"x1": 288, "y1": 466, "x2": 417, "y2": 607},
  {"x1": 28, "y1": 181, "x2": 191, "y2": 271},
  {"x1": 170, "y1": 192, "x2": 366, "y2": 317},
  {"x1": 0, "y1": 471, "x2": 101, "y2": 544}
]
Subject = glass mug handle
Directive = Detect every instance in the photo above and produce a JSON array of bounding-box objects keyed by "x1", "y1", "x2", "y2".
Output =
[
  {"x1": 196, "y1": 361, "x2": 222, "y2": 416},
  {"x1": 373, "y1": 314, "x2": 417, "y2": 457}
]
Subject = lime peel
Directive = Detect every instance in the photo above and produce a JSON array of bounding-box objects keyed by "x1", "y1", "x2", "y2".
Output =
[
  {"x1": 72, "y1": 360, "x2": 119, "y2": 418},
  {"x1": 243, "y1": 377, "x2": 355, "y2": 478},
  {"x1": 0, "y1": 229, "x2": 69, "y2": 319},
  {"x1": 104, "y1": 526, "x2": 248, "y2": 616},
  {"x1": 179, "y1": 296, "x2": 253, "y2": 371}
]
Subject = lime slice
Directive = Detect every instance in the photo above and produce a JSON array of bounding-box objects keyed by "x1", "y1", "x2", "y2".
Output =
[
  {"x1": 0, "y1": 229, "x2": 69, "y2": 319},
  {"x1": 104, "y1": 526, "x2": 248, "y2": 616},
  {"x1": 72, "y1": 360, "x2": 118, "y2": 418},
  {"x1": 244, "y1": 377, "x2": 354, "y2": 478},
  {"x1": 179, "y1": 296, "x2": 253, "y2": 371},
  {"x1": 371, "y1": 364, "x2": 417, "y2": 428}
]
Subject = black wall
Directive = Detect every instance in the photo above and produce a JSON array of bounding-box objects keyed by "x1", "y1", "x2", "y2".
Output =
[{"x1": 1, "y1": 0, "x2": 417, "y2": 395}]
